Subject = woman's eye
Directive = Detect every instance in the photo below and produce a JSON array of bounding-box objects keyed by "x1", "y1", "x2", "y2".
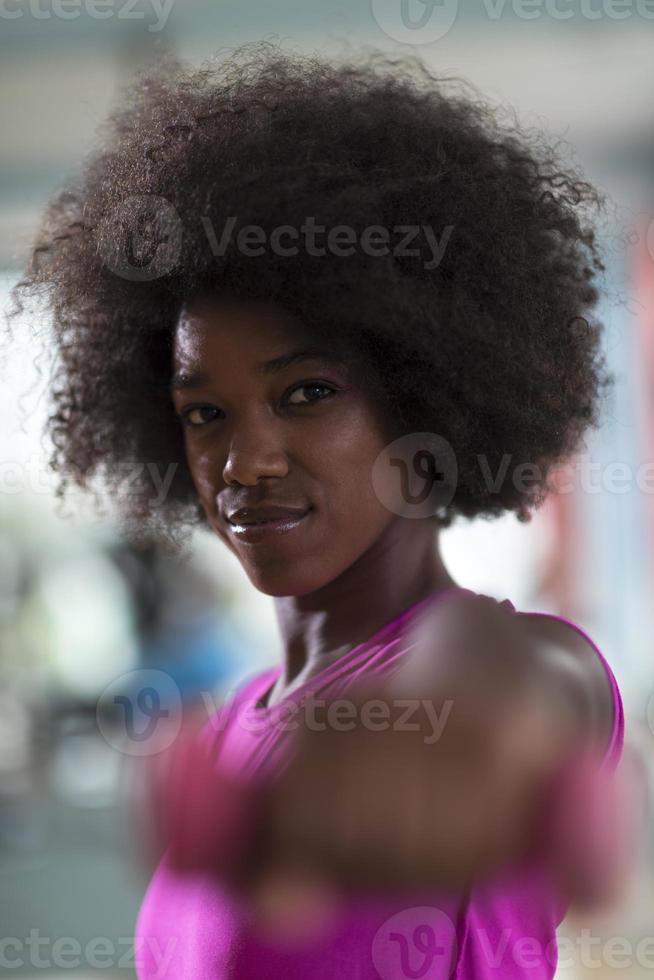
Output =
[
  {"x1": 180, "y1": 406, "x2": 221, "y2": 427},
  {"x1": 286, "y1": 383, "x2": 336, "y2": 406}
]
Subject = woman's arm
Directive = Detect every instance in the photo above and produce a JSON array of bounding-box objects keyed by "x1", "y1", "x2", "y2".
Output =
[{"x1": 514, "y1": 612, "x2": 616, "y2": 761}]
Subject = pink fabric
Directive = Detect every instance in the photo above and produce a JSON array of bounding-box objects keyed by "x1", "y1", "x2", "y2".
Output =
[{"x1": 134, "y1": 587, "x2": 624, "y2": 979}]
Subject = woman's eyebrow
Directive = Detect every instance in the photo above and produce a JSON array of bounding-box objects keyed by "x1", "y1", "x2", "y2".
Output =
[{"x1": 169, "y1": 347, "x2": 344, "y2": 392}]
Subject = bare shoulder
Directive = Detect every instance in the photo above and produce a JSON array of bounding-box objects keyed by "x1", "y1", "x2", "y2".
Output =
[{"x1": 516, "y1": 610, "x2": 615, "y2": 756}]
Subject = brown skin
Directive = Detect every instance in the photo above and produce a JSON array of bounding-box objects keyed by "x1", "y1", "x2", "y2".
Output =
[
  {"x1": 171, "y1": 292, "x2": 457, "y2": 701},
  {"x1": 170, "y1": 292, "x2": 617, "y2": 930}
]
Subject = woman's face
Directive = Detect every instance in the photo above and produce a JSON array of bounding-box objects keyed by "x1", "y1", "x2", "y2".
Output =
[{"x1": 170, "y1": 294, "x2": 398, "y2": 597}]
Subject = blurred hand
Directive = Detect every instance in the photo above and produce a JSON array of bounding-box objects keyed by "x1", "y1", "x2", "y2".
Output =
[
  {"x1": 246, "y1": 596, "x2": 588, "y2": 929},
  {"x1": 256, "y1": 680, "x2": 572, "y2": 895}
]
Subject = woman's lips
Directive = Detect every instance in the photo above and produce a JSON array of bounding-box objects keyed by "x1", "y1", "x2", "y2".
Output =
[{"x1": 227, "y1": 507, "x2": 313, "y2": 543}]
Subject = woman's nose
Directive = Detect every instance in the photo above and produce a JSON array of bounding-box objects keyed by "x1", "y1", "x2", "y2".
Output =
[{"x1": 221, "y1": 416, "x2": 289, "y2": 486}]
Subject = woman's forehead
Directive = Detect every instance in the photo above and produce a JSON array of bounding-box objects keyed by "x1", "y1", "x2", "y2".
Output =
[
  {"x1": 176, "y1": 294, "x2": 304, "y2": 340},
  {"x1": 172, "y1": 296, "x2": 320, "y2": 375}
]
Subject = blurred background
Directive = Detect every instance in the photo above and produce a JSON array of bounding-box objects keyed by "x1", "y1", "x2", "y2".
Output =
[{"x1": 1, "y1": 3, "x2": 654, "y2": 977}]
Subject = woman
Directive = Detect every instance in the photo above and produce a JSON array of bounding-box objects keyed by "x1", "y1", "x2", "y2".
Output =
[{"x1": 9, "y1": 39, "x2": 625, "y2": 979}]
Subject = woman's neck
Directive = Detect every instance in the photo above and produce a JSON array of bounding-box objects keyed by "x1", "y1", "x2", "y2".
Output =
[{"x1": 269, "y1": 519, "x2": 457, "y2": 700}]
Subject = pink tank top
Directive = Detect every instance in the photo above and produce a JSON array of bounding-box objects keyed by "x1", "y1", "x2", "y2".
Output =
[{"x1": 133, "y1": 586, "x2": 624, "y2": 979}]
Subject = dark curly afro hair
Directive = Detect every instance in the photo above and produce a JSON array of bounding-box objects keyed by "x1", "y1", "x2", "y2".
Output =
[{"x1": 7, "y1": 38, "x2": 614, "y2": 554}]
